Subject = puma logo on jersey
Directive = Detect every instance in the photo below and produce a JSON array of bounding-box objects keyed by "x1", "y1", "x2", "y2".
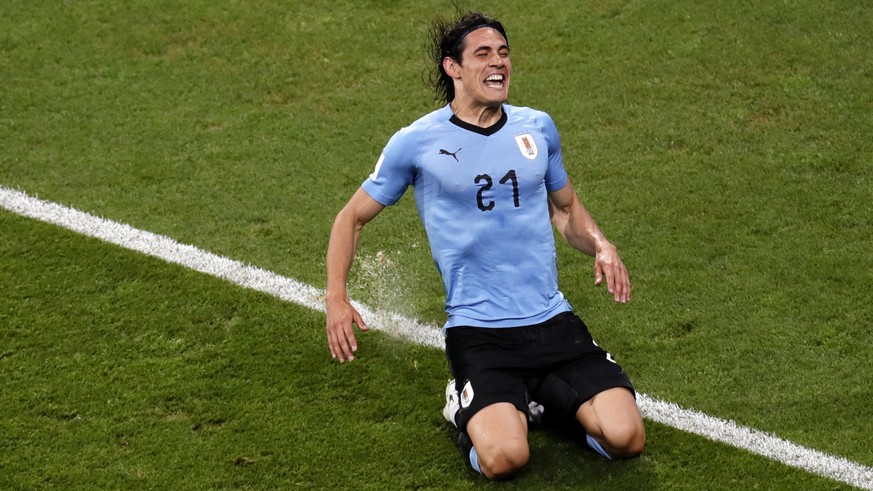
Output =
[{"x1": 439, "y1": 148, "x2": 461, "y2": 162}]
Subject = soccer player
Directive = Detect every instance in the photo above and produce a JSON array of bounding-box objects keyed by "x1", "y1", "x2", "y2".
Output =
[{"x1": 325, "y1": 10, "x2": 645, "y2": 480}]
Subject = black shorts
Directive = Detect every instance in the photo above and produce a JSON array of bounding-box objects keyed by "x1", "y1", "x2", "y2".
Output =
[{"x1": 445, "y1": 311, "x2": 635, "y2": 430}]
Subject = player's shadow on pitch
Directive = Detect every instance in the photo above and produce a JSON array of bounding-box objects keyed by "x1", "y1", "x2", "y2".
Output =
[{"x1": 519, "y1": 417, "x2": 656, "y2": 489}]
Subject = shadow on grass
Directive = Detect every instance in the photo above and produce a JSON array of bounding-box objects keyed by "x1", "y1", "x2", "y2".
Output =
[{"x1": 437, "y1": 416, "x2": 657, "y2": 490}]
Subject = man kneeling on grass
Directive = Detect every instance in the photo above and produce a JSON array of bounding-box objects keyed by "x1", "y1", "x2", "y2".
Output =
[{"x1": 325, "y1": 10, "x2": 645, "y2": 479}]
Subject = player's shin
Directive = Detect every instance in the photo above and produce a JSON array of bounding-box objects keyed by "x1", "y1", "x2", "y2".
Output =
[{"x1": 458, "y1": 431, "x2": 483, "y2": 474}]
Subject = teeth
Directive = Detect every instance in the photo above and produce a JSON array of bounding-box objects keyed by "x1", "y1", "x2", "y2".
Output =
[{"x1": 486, "y1": 74, "x2": 504, "y2": 82}]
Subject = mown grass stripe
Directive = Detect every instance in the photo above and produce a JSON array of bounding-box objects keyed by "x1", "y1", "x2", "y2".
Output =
[{"x1": 2, "y1": 185, "x2": 871, "y2": 490}]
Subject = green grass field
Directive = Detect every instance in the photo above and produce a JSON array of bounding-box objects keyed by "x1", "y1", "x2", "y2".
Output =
[{"x1": 2, "y1": 1, "x2": 871, "y2": 489}]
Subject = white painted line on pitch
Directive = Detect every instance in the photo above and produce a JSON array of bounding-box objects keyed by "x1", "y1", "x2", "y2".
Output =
[
  {"x1": 2, "y1": 185, "x2": 871, "y2": 490},
  {"x1": 0, "y1": 186, "x2": 444, "y2": 349},
  {"x1": 638, "y1": 395, "x2": 873, "y2": 490}
]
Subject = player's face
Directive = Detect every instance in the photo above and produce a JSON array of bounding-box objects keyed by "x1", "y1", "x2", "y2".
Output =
[{"x1": 455, "y1": 27, "x2": 511, "y2": 108}]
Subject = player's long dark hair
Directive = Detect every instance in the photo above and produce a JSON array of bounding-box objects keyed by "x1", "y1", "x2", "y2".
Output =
[{"x1": 427, "y1": 10, "x2": 509, "y2": 104}]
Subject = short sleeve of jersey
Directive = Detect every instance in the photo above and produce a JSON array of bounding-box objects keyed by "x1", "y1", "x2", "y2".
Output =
[
  {"x1": 541, "y1": 113, "x2": 568, "y2": 192},
  {"x1": 361, "y1": 127, "x2": 419, "y2": 206}
]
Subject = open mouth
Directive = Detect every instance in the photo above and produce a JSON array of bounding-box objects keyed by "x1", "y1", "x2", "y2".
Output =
[{"x1": 484, "y1": 74, "x2": 505, "y2": 88}]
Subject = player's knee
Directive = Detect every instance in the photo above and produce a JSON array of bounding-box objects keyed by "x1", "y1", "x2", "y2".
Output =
[
  {"x1": 479, "y1": 439, "x2": 529, "y2": 480},
  {"x1": 603, "y1": 422, "x2": 646, "y2": 458}
]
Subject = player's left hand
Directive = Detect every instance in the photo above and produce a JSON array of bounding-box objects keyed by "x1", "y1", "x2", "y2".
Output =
[{"x1": 594, "y1": 243, "x2": 631, "y2": 304}]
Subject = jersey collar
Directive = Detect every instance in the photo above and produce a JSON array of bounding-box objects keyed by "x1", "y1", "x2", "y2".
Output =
[{"x1": 448, "y1": 108, "x2": 508, "y2": 136}]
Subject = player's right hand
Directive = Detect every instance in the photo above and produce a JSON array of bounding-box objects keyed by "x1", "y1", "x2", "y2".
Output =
[{"x1": 325, "y1": 296, "x2": 369, "y2": 363}]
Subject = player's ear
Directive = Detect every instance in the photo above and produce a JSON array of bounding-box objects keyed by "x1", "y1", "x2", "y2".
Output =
[{"x1": 443, "y1": 57, "x2": 461, "y2": 79}]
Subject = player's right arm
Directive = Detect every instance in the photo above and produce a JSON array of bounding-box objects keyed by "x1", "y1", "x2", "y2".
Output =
[{"x1": 325, "y1": 187, "x2": 385, "y2": 363}]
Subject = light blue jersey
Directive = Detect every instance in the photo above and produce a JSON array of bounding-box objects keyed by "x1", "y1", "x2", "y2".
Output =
[{"x1": 362, "y1": 104, "x2": 573, "y2": 328}]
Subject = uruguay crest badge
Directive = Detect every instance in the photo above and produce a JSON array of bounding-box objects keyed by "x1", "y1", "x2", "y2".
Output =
[{"x1": 514, "y1": 133, "x2": 538, "y2": 160}]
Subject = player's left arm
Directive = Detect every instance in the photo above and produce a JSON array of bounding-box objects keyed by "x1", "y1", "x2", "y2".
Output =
[{"x1": 548, "y1": 180, "x2": 631, "y2": 303}]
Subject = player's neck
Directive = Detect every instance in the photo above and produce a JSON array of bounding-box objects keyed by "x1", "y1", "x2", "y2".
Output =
[{"x1": 450, "y1": 99, "x2": 504, "y2": 129}]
